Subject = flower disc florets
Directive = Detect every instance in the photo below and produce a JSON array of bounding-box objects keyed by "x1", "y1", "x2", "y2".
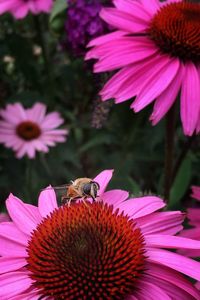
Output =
[
  {"x1": 149, "y1": 2, "x2": 200, "y2": 63},
  {"x1": 16, "y1": 121, "x2": 41, "y2": 141},
  {"x1": 27, "y1": 201, "x2": 145, "y2": 299}
]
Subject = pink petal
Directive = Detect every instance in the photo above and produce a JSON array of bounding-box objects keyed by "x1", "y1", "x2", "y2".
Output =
[
  {"x1": 100, "y1": 8, "x2": 148, "y2": 32},
  {"x1": 136, "y1": 278, "x2": 171, "y2": 299},
  {"x1": 35, "y1": 0, "x2": 53, "y2": 12},
  {"x1": 12, "y1": 4, "x2": 29, "y2": 19},
  {"x1": 87, "y1": 30, "x2": 126, "y2": 48},
  {"x1": 113, "y1": 0, "x2": 152, "y2": 21},
  {"x1": 26, "y1": 102, "x2": 46, "y2": 123},
  {"x1": 0, "y1": 222, "x2": 28, "y2": 257},
  {"x1": 145, "y1": 235, "x2": 200, "y2": 249},
  {"x1": 6, "y1": 194, "x2": 42, "y2": 235},
  {"x1": 187, "y1": 208, "x2": 200, "y2": 226},
  {"x1": 38, "y1": 186, "x2": 58, "y2": 218},
  {"x1": 132, "y1": 58, "x2": 180, "y2": 112},
  {"x1": 150, "y1": 62, "x2": 184, "y2": 125},
  {"x1": 0, "y1": 213, "x2": 10, "y2": 222},
  {"x1": 140, "y1": 0, "x2": 160, "y2": 15},
  {"x1": 0, "y1": 103, "x2": 26, "y2": 124},
  {"x1": 41, "y1": 112, "x2": 64, "y2": 130},
  {"x1": 93, "y1": 169, "x2": 114, "y2": 195},
  {"x1": 101, "y1": 189, "x2": 129, "y2": 206},
  {"x1": 147, "y1": 248, "x2": 200, "y2": 281},
  {"x1": 0, "y1": 0, "x2": 18, "y2": 14},
  {"x1": 147, "y1": 262, "x2": 200, "y2": 300},
  {"x1": 10, "y1": 288, "x2": 47, "y2": 300},
  {"x1": 118, "y1": 196, "x2": 165, "y2": 218},
  {"x1": 136, "y1": 211, "x2": 184, "y2": 235},
  {"x1": 0, "y1": 271, "x2": 32, "y2": 299},
  {"x1": 113, "y1": 53, "x2": 171, "y2": 103},
  {"x1": 0, "y1": 257, "x2": 27, "y2": 273},
  {"x1": 93, "y1": 39, "x2": 158, "y2": 72},
  {"x1": 181, "y1": 62, "x2": 200, "y2": 136}
]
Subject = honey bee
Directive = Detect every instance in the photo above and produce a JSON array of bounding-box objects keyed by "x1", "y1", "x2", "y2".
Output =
[{"x1": 48, "y1": 178, "x2": 100, "y2": 206}]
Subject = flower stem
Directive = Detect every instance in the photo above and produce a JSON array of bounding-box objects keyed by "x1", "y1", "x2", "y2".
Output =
[
  {"x1": 163, "y1": 104, "x2": 176, "y2": 202},
  {"x1": 171, "y1": 135, "x2": 196, "y2": 184}
]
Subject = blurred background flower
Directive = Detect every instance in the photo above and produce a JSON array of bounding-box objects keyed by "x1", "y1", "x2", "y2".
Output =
[
  {"x1": 64, "y1": 0, "x2": 111, "y2": 56},
  {"x1": 0, "y1": 0, "x2": 53, "y2": 19},
  {"x1": 0, "y1": 102, "x2": 68, "y2": 159}
]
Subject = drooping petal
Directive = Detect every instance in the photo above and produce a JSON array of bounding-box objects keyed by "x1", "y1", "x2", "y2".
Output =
[
  {"x1": 181, "y1": 62, "x2": 200, "y2": 136},
  {"x1": 147, "y1": 248, "x2": 200, "y2": 281},
  {"x1": 145, "y1": 235, "x2": 200, "y2": 249},
  {"x1": 136, "y1": 211, "x2": 184, "y2": 235},
  {"x1": 147, "y1": 262, "x2": 200, "y2": 300},
  {"x1": 135, "y1": 278, "x2": 171, "y2": 299},
  {"x1": 150, "y1": 61, "x2": 184, "y2": 125},
  {"x1": 132, "y1": 58, "x2": 180, "y2": 112}
]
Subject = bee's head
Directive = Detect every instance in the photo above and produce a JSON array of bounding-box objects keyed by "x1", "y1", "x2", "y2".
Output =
[{"x1": 83, "y1": 181, "x2": 100, "y2": 201}]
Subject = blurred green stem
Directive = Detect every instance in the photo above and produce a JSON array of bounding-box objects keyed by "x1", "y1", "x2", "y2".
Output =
[
  {"x1": 171, "y1": 135, "x2": 196, "y2": 184},
  {"x1": 34, "y1": 16, "x2": 49, "y2": 73},
  {"x1": 163, "y1": 104, "x2": 176, "y2": 202},
  {"x1": 25, "y1": 158, "x2": 32, "y2": 202},
  {"x1": 34, "y1": 16, "x2": 54, "y2": 103}
]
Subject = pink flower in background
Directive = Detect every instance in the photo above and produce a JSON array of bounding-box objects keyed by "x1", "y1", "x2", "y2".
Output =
[
  {"x1": 179, "y1": 186, "x2": 200, "y2": 258},
  {"x1": 0, "y1": 102, "x2": 68, "y2": 159},
  {"x1": 86, "y1": 0, "x2": 200, "y2": 136},
  {"x1": 0, "y1": 0, "x2": 53, "y2": 19},
  {"x1": 1, "y1": 170, "x2": 200, "y2": 299}
]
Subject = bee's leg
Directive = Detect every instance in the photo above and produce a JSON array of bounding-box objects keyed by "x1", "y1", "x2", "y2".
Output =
[
  {"x1": 91, "y1": 195, "x2": 96, "y2": 203},
  {"x1": 82, "y1": 196, "x2": 89, "y2": 207},
  {"x1": 67, "y1": 198, "x2": 73, "y2": 207},
  {"x1": 61, "y1": 196, "x2": 69, "y2": 205}
]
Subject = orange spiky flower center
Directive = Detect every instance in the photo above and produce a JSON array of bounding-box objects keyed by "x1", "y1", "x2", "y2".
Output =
[
  {"x1": 27, "y1": 202, "x2": 145, "y2": 299},
  {"x1": 16, "y1": 121, "x2": 41, "y2": 140},
  {"x1": 148, "y1": 2, "x2": 200, "y2": 63}
]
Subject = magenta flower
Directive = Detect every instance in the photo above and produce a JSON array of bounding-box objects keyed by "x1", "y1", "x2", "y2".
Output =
[
  {"x1": 86, "y1": 0, "x2": 200, "y2": 136},
  {"x1": 0, "y1": 0, "x2": 53, "y2": 19},
  {"x1": 0, "y1": 102, "x2": 68, "y2": 159},
  {"x1": 179, "y1": 186, "x2": 200, "y2": 258},
  {"x1": 1, "y1": 170, "x2": 200, "y2": 299}
]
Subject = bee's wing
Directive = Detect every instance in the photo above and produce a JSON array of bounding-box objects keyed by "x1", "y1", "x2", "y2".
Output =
[{"x1": 40, "y1": 184, "x2": 70, "y2": 192}]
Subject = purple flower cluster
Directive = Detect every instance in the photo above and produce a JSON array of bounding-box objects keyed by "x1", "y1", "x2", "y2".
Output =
[{"x1": 64, "y1": 0, "x2": 111, "y2": 56}]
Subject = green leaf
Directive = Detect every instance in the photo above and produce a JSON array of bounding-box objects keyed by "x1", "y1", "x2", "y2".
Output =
[
  {"x1": 49, "y1": 0, "x2": 67, "y2": 23},
  {"x1": 169, "y1": 156, "x2": 191, "y2": 209}
]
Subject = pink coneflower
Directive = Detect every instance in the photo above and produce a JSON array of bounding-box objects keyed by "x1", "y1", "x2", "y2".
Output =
[
  {"x1": 86, "y1": 0, "x2": 200, "y2": 136},
  {"x1": 1, "y1": 170, "x2": 200, "y2": 299},
  {"x1": 0, "y1": 102, "x2": 68, "y2": 159},
  {"x1": 0, "y1": 0, "x2": 53, "y2": 19},
  {"x1": 179, "y1": 186, "x2": 200, "y2": 258}
]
